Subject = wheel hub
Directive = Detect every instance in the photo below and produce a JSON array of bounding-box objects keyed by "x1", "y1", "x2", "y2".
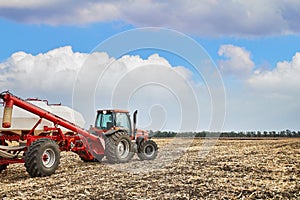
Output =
[
  {"x1": 42, "y1": 148, "x2": 56, "y2": 168},
  {"x1": 117, "y1": 139, "x2": 130, "y2": 159},
  {"x1": 145, "y1": 145, "x2": 155, "y2": 157}
]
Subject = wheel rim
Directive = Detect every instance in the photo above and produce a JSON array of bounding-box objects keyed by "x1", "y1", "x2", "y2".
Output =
[
  {"x1": 144, "y1": 144, "x2": 155, "y2": 157},
  {"x1": 42, "y1": 148, "x2": 56, "y2": 168},
  {"x1": 117, "y1": 139, "x2": 130, "y2": 159}
]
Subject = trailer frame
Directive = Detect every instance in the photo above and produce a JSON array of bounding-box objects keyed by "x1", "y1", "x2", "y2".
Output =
[{"x1": 0, "y1": 91, "x2": 105, "y2": 166}]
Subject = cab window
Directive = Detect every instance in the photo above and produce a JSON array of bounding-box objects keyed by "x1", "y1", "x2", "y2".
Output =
[
  {"x1": 115, "y1": 113, "x2": 130, "y2": 131},
  {"x1": 96, "y1": 112, "x2": 113, "y2": 130}
]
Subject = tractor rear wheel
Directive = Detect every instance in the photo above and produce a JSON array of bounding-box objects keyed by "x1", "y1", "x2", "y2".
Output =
[
  {"x1": 25, "y1": 138, "x2": 60, "y2": 177},
  {"x1": 138, "y1": 140, "x2": 158, "y2": 160},
  {"x1": 105, "y1": 131, "x2": 134, "y2": 163}
]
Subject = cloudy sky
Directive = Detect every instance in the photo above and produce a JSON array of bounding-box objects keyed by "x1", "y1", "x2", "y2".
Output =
[{"x1": 0, "y1": 0, "x2": 300, "y2": 132}]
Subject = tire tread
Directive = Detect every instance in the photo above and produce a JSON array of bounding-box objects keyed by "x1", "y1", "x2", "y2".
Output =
[{"x1": 24, "y1": 138, "x2": 60, "y2": 177}]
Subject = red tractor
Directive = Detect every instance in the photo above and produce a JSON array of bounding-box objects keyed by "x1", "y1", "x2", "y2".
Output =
[{"x1": 0, "y1": 91, "x2": 158, "y2": 177}]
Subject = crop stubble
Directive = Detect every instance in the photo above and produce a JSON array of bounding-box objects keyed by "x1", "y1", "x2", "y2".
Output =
[{"x1": 1, "y1": 138, "x2": 299, "y2": 199}]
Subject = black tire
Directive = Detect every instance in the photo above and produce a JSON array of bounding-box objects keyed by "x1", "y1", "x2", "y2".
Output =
[
  {"x1": 105, "y1": 131, "x2": 134, "y2": 163},
  {"x1": 0, "y1": 140, "x2": 8, "y2": 173},
  {"x1": 0, "y1": 164, "x2": 8, "y2": 173},
  {"x1": 138, "y1": 140, "x2": 158, "y2": 160},
  {"x1": 25, "y1": 138, "x2": 60, "y2": 177}
]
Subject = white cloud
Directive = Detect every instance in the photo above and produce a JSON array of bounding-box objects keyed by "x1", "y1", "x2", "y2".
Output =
[
  {"x1": 218, "y1": 49, "x2": 300, "y2": 131},
  {"x1": 0, "y1": 46, "x2": 87, "y2": 96},
  {"x1": 248, "y1": 52, "x2": 300, "y2": 94},
  {"x1": 1, "y1": 0, "x2": 300, "y2": 36},
  {"x1": 0, "y1": 0, "x2": 58, "y2": 8},
  {"x1": 73, "y1": 51, "x2": 203, "y2": 131},
  {"x1": 218, "y1": 44, "x2": 254, "y2": 76},
  {"x1": 0, "y1": 46, "x2": 205, "y2": 131},
  {"x1": 1, "y1": 46, "x2": 300, "y2": 131}
]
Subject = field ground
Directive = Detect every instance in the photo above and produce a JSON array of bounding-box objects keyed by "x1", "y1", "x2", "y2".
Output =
[{"x1": 1, "y1": 138, "x2": 299, "y2": 199}]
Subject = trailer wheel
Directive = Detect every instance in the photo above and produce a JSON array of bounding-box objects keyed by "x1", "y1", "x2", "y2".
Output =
[
  {"x1": 105, "y1": 131, "x2": 134, "y2": 163},
  {"x1": 0, "y1": 164, "x2": 8, "y2": 173},
  {"x1": 0, "y1": 140, "x2": 8, "y2": 173},
  {"x1": 137, "y1": 140, "x2": 158, "y2": 160},
  {"x1": 25, "y1": 138, "x2": 60, "y2": 177}
]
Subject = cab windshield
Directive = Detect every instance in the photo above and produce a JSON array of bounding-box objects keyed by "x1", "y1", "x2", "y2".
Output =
[{"x1": 115, "y1": 112, "x2": 131, "y2": 131}]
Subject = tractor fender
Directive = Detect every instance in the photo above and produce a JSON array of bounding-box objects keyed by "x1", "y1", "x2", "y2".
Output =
[
  {"x1": 136, "y1": 136, "x2": 145, "y2": 145},
  {"x1": 103, "y1": 129, "x2": 128, "y2": 137}
]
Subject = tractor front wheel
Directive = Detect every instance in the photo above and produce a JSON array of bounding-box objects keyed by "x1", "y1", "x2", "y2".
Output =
[
  {"x1": 105, "y1": 131, "x2": 134, "y2": 163},
  {"x1": 25, "y1": 138, "x2": 60, "y2": 177},
  {"x1": 138, "y1": 140, "x2": 158, "y2": 160}
]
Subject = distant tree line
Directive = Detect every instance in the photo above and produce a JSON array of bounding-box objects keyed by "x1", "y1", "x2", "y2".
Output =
[{"x1": 149, "y1": 129, "x2": 300, "y2": 138}]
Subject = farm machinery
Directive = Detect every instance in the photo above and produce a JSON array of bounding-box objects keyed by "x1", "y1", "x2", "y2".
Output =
[{"x1": 0, "y1": 91, "x2": 158, "y2": 177}]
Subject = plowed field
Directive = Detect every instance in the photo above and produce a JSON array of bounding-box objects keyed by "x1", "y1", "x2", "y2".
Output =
[{"x1": 1, "y1": 138, "x2": 299, "y2": 199}]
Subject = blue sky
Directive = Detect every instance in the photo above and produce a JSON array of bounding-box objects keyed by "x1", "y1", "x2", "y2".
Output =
[
  {"x1": 2, "y1": 18, "x2": 300, "y2": 67},
  {"x1": 0, "y1": 1, "x2": 300, "y2": 131}
]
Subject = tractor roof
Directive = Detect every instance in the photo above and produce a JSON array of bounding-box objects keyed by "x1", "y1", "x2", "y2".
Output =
[{"x1": 97, "y1": 109, "x2": 129, "y2": 113}]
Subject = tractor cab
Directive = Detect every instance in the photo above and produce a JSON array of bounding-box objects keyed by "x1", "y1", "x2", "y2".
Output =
[{"x1": 95, "y1": 110, "x2": 137, "y2": 137}]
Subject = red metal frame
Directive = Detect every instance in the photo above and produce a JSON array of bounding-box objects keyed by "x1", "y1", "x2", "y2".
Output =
[{"x1": 0, "y1": 91, "x2": 105, "y2": 165}]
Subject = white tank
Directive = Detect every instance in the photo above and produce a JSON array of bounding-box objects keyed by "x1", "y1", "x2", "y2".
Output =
[{"x1": 0, "y1": 100, "x2": 85, "y2": 135}]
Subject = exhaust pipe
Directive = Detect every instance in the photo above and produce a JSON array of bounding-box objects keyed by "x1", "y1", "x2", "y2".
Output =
[{"x1": 133, "y1": 110, "x2": 138, "y2": 139}]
